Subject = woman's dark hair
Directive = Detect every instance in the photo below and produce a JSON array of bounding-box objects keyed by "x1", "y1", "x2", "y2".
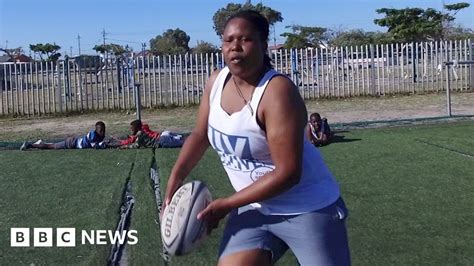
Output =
[
  {"x1": 224, "y1": 10, "x2": 273, "y2": 68},
  {"x1": 130, "y1": 119, "x2": 142, "y2": 130}
]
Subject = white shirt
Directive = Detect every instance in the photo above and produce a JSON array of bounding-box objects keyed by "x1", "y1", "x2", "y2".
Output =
[{"x1": 207, "y1": 67, "x2": 340, "y2": 215}]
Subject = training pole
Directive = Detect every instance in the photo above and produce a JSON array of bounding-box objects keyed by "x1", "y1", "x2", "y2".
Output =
[
  {"x1": 445, "y1": 62, "x2": 452, "y2": 117},
  {"x1": 135, "y1": 83, "x2": 141, "y2": 121},
  {"x1": 129, "y1": 53, "x2": 141, "y2": 121}
]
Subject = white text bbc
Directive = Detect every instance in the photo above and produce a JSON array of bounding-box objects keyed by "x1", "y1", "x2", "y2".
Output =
[{"x1": 11, "y1": 228, "x2": 138, "y2": 247}]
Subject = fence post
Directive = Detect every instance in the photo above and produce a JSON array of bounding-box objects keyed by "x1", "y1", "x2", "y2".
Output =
[
  {"x1": 412, "y1": 42, "x2": 417, "y2": 84},
  {"x1": 117, "y1": 57, "x2": 122, "y2": 97},
  {"x1": 61, "y1": 60, "x2": 68, "y2": 112},
  {"x1": 369, "y1": 44, "x2": 376, "y2": 95},
  {"x1": 64, "y1": 57, "x2": 71, "y2": 100},
  {"x1": 469, "y1": 39, "x2": 473, "y2": 90},
  {"x1": 56, "y1": 62, "x2": 63, "y2": 113},
  {"x1": 291, "y1": 49, "x2": 299, "y2": 88}
]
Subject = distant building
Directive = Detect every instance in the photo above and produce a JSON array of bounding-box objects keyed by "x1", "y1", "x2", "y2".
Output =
[
  {"x1": 0, "y1": 54, "x2": 32, "y2": 63},
  {"x1": 268, "y1": 44, "x2": 285, "y2": 51},
  {"x1": 67, "y1": 55, "x2": 105, "y2": 74},
  {"x1": 0, "y1": 54, "x2": 33, "y2": 91},
  {"x1": 134, "y1": 50, "x2": 152, "y2": 57},
  {"x1": 0, "y1": 55, "x2": 10, "y2": 63},
  {"x1": 71, "y1": 55, "x2": 102, "y2": 68}
]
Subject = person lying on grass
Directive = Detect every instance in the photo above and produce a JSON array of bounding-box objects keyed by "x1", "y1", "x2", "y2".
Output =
[
  {"x1": 307, "y1": 112, "x2": 333, "y2": 146},
  {"x1": 20, "y1": 121, "x2": 107, "y2": 150},
  {"x1": 110, "y1": 119, "x2": 187, "y2": 149}
]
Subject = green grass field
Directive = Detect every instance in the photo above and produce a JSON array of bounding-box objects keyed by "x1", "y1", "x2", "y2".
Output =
[
  {"x1": 0, "y1": 149, "x2": 138, "y2": 265},
  {"x1": 0, "y1": 121, "x2": 472, "y2": 265}
]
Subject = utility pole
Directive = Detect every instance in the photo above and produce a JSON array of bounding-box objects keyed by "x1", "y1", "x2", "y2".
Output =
[
  {"x1": 102, "y1": 29, "x2": 107, "y2": 60},
  {"x1": 70, "y1": 46, "x2": 73, "y2": 57},
  {"x1": 273, "y1": 25, "x2": 276, "y2": 48},
  {"x1": 102, "y1": 29, "x2": 107, "y2": 46},
  {"x1": 77, "y1": 35, "x2": 81, "y2": 55},
  {"x1": 142, "y1": 43, "x2": 146, "y2": 56},
  {"x1": 442, "y1": 0, "x2": 446, "y2": 39}
]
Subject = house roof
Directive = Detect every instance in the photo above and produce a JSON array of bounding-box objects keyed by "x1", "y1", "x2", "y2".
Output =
[
  {"x1": 134, "y1": 50, "x2": 152, "y2": 57},
  {"x1": 0, "y1": 55, "x2": 12, "y2": 63},
  {"x1": 0, "y1": 54, "x2": 32, "y2": 63},
  {"x1": 16, "y1": 54, "x2": 32, "y2": 62},
  {"x1": 268, "y1": 44, "x2": 285, "y2": 50}
]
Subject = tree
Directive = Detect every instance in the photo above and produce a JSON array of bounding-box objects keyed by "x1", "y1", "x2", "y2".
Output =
[
  {"x1": 281, "y1": 25, "x2": 329, "y2": 49},
  {"x1": 329, "y1": 29, "x2": 370, "y2": 47},
  {"x1": 150, "y1": 28, "x2": 190, "y2": 55},
  {"x1": 192, "y1": 41, "x2": 220, "y2": 54},
  {"x1": 329, "y1": 29, "x2": 390, "y2": 47},
  {"x1": 374, "y1": 2, "x2": 470, "y2": 42},
  {"x1": 444, "y1": 2, "x2": 470, "y2": 15},
  {"x1": 445, "y1": 24, "x2": 474, "y2": 40},
  {"x1": 443, "y1": 3, "x2": 472, "y2": 39},
  {"x1": 212, "y1": 1, "x2": 283, "y2": 36},
  {"x1": 29, "y1": 43, "x2": 61, "y2": 61},
  {"x1": 0, "y1": 47, "x2": 23, "y2": 61},
  {"x1": 93, "y1": 43, "x2": 131, "y2": 57}
]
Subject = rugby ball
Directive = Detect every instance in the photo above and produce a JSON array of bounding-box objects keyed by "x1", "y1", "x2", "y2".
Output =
[{"x1": 161, "y1": 180, "x2": 212, "y2": 255}]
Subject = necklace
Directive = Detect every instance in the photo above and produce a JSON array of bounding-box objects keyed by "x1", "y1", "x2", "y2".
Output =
[{"x1": 232, "y1": 76, "x2": 256, "y2": 115}]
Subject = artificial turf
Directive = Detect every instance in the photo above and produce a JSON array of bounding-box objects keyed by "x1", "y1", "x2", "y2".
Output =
[
  {"x1": 1, "y1": 121, "x2": 472, "y2": 265},
  {"x1": 322, "y1": 121, "x2": 473, "y2": 265},
  {"x1": 0, "y1": 149, "x2": 138, "y2": 265},
  {"x1": 150, "y1": 121, "x2": 473, "y2": 265}
]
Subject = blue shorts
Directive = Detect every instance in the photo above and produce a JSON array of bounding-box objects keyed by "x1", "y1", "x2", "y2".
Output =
[
  {"x1": 157, "y1": 132, "x2": 187, "y2": 148},
  {"x1": 219, "y1": 197, "x2": 351, "y2": 266}
]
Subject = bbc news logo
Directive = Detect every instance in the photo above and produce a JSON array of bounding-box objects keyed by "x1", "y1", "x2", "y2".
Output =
[{"x1": 11, "y1": 228, "x2": 138, "y2": 247}]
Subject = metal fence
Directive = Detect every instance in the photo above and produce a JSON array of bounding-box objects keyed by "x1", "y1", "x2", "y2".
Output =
[{"x1": 0, "y1": 39, "x2": 472, "y2": 116}]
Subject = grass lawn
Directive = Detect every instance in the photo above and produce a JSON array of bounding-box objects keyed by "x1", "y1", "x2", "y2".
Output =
[
  {"x1": 0, "y1": 149, "x2": 138, "y2": 265},
  {"x1": 0, "y1": 121, "x2": 472, "y2": 265},
  {"x1": 323, "y1": 121, "x2": 473, "y2": 265},
  {"x1": 126, "y1": 149, "x2": 163, "y2": 265},
  {"x1": 149, "y1": 121, "x2": 473, "y2": 265}
]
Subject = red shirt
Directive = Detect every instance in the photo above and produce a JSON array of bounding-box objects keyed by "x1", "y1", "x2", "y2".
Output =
[{"x1": 120, "y1": 123, "x2": 160, "y2": 145}]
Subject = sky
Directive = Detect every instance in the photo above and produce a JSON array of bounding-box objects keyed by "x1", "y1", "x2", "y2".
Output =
[{"x1": 1, "y1": 0, "x2": 473, "y2": 57}]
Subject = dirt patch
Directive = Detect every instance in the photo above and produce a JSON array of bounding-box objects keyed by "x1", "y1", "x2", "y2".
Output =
[
  {"x1": 305, "y1": 91, "x2": 473, "y2": 123},
  {"x1": 5, "y1": 119, "x2": 100, "y2": 136},
  {"x1": 0, "y1": 92, "x2": 473, "y2": 141}
]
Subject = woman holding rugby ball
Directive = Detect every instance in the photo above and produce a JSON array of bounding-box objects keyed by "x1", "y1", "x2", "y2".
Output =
[{"x1": 164, "y1": 10, "x2": 350, "y2": 265}]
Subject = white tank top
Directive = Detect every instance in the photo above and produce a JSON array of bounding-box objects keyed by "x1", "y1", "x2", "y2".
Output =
[{"x1": 207, "y1": 67, "x2": 340, "y2": 215}]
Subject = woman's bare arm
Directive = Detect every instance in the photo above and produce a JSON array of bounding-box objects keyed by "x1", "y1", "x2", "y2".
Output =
[{"x1": 164, "y1": 70, "x2": 219, "y2": 205}]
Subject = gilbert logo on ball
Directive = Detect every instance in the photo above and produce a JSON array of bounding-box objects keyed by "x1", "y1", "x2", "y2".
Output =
[{"x1": 161, "y1": 180, "x2": 212, "y2": 255}]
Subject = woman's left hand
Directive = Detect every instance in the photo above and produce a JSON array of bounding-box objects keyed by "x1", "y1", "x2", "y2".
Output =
[{"x1": 197, "y1": 198, "x2": 232, "y2": 234}]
